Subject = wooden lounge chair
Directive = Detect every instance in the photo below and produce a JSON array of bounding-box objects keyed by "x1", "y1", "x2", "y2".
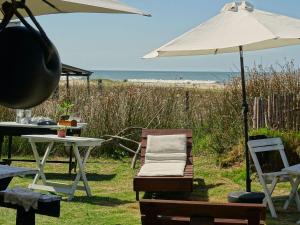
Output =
[
  {"x1": 139, "y1": 199, "x2": 266, "y2": 225},
  {"x1": 133, "y1": 129, "x2": 193, "y2": 200}
]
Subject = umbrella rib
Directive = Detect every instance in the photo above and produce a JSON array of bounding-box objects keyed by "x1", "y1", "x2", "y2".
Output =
[
  {"x1": 41, "y1": 0, "x2": 62, "y2": 12},
  {"x1": 250, "y1": 10, "x2": 278, "y2": 38}
]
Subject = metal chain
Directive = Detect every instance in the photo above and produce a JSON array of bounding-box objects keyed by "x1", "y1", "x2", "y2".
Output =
[{"x1": 0, "y1": 0, "x2": 58, "y2": 63}]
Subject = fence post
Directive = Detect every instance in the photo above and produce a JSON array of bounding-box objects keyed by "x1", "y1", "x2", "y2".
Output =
[
  {"x1": 252, "y1": 97, "x2": 257, "y2": 129},
  {"x1": 98, "y1": 79, "x2": 103, "y2": 93},
  {"x1": 185, "y1": 91, "x2": 190, "y2": 112}
]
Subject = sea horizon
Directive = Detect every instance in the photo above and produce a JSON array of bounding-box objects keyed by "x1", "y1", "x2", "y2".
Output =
[{"x1": 90, "y1": 70, "x2": 240, "y2": 84}]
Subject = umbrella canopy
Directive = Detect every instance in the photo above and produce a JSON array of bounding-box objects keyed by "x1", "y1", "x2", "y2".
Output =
[
  {"x1": 0, "y1": 0, "x2": 150, "y2": 18},
  {"x1": 143, "y1": 1, "x2": 300, "y2": 193},
  {"x1": 144, "y1": 1, "x2": 300, "y2": 58}
]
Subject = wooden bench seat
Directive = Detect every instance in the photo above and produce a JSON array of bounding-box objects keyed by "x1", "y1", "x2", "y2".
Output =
[
  {"x1": 0, "y1": 191, "x2": 60, "y2": 225},
  {"x1": 139, "y1": 199, "x2": 266, "y2": 225}
]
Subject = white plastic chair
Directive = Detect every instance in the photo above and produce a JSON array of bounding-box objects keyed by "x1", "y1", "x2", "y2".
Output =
[{"x1": 248, "y1": 137, "x2": 300, "y2": 218}]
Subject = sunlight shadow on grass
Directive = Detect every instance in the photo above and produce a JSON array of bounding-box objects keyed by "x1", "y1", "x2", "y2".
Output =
[
  {"x1": 70, "y1": 195, "x2": 134, "y2": 207},
  {"x1": 191, "y1": 178, "x2": 224, "y2": 201},
  {"x1": 143, "y1": 191, "x2": 191, "y2": 200},
  {"x1": 44, "y1": 173, "x2": 116, "y2": 181}
]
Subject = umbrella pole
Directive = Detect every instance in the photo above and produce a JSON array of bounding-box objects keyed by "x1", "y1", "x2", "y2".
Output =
[{"x1": 239, "y1": 46, "x2": 251, "y2": 192}]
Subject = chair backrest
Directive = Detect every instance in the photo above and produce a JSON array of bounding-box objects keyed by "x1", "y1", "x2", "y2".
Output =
[
  {"x1": 248, "y1": 137, "x2": 289, "y2": 176},
  {"x1": 141, "y1": 129, "x2": 192, "y2": 166},
  {"x1": 139, "y1": 199, "x2": 266, "y2": 225}
]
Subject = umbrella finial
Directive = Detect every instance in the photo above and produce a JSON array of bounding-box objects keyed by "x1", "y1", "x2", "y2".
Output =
[
  {"x1": 240, "y1": 1, "x2": 254, "y2": 11},
  {"x1": 221, "y1": 1, "x2": 253, "y2": 13}
]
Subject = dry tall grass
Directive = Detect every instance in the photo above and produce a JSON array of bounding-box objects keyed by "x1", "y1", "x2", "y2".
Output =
[{"x1": 1, "y1": 63, "x2": 300, "y2": 162}]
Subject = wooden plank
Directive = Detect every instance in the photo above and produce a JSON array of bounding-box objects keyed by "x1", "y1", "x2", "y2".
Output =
[
  {"x1": 142, "y1": 129, "x2": 192, "y2": 138},
  {"x1": 134, "y1": 177, "x2": 193, "y2": 192},
  {"x1": 215, "y1": 219, "x2": 265, "y2": 225},
  {"x1": 190, "y1": 216, "x2": 213, "y2": 225},
  {"x1": 0, "y1": 195, "x2": 60, "y2": 218},
  {"x1": 139, "y1": 199, "x2": 266, "y2": 225},
  {"x1": 141, "y1": 216, "x2": 265, "y2": 225}
]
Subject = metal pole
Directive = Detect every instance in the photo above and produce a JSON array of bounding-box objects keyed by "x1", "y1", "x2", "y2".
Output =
[
  {"x1": 239, "y1": 46, "x2": 251, "y2": 192},
  {"x1": 66, "y1": 74, "x2": 70, "y2": 98},
  {"x1": 87, "y1": 76, "x2": 90, "y2": 95}
]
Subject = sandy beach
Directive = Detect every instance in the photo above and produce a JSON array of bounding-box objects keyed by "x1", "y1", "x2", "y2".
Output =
[
  {"x1": 126, "y1": 79, "x2": 225, "y2": 89},
  {"x1": 60, "y1": 77, "x2": 225, "y2": 89}
]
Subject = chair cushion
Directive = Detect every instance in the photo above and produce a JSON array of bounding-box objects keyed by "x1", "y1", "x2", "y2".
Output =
[
  {"x1": 145, "y1": 153, "x2": 187, "y2": 163},
  {"x1": 145, "y1": 134, "x2": 187, "y2": 163},
  {"x1": 138, "y1": 162, "x2": 186, "y2": 176}
]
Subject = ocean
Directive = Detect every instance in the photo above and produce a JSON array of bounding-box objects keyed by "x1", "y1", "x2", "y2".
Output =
[{"x1": 90, "y1": 70, "x2": 239, "y2": 84}]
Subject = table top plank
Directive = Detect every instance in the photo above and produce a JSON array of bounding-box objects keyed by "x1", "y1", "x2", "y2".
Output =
[
  {"x1": 22, "y1": 134, "x2": 105, "y2": 146},
  {"x1": 0, "y1": 165, "x2": 37, "y2": 179},
  {"x1": 0, "y1": 122, "x2": 87, "y2": 130}
]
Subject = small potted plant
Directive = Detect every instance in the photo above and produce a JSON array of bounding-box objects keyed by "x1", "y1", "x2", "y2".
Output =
[
  {"x1": 57, "y1": 100, "x2": 75, "y2": 126},
  {"x1": 57, "y1": 100, "x2": 74, "y2": 121},
  {"x1": 57, "y1": 126, "x2": 67, "y2": 138}
]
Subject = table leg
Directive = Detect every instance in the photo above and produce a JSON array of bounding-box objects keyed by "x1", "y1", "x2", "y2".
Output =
[
  {"x1": 0, "y1": 177, "x2": 13, "y2": 190},
  {"x1": 30, "y1": 142, "x2": 54, "y2": 186},
  {"x1": 284, "y1": 177, "x2": 300, "y2": 210},
  {"x1": 0, "y1": 135, "x2": 3, "y2": 160},
  {"x1": 7, "y1": 136, "x2": 12, "y2": 165},
  {"x1": 69, "y1": 145, "x2": 93, "y2": 200},
  {"x1": 16, "y1": 208, "x2": 35, "y2": 225},
  {"x1": 67, "y1": 146, "x2": 73, "y2": 174}
]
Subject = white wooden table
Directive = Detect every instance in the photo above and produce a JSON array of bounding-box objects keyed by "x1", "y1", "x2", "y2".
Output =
[
  {"x1": 0, "y1": 122, "x2": 87, "y2": 174},
  {"x1": 22, "y1": 134, "x2": 104, "y2": 200},
  {"x1": 282, "y1": 164, "x2": 300, "y2": 224}
]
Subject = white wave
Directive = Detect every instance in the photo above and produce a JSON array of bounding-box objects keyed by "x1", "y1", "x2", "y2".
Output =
[
  {"x1": 127, "y1": 79, "x2": 218, "y2": 85},
  {"x1": 60, "y1": 76, "x2": 85, "y2": 81}
]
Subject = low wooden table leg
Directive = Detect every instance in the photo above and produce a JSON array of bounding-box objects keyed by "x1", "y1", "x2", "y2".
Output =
[
  {"x1": 16, "y1": 208, "x2": 35, "y2": 225},
  {"x1": 68, "y1": 146, "x2": 73, "y2": 174},
  {"x1": 0, "y1": 177, "x2": 12, "y2": 190},
  {"x1": 0, "y1": 135, "x2": 3, "y2": 160},
  {"x1": 7, "y1": 136, "x2": 12, "y2": 165}
]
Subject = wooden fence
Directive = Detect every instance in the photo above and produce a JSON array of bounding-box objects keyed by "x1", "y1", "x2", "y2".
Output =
[{"x1": 252, "y1": 94, "x2": 300, "y2": 130}]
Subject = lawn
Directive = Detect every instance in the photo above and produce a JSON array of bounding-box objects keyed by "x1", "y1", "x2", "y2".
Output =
[{"x1": 0, "y1": 154, "x2": 299, "y2": 225}]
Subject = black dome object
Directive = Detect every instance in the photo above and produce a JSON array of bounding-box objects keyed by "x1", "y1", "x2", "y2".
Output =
[
  {"x1": 228, "y1": 191, "x2": 265, "y2": 204},
  {"x1": 0, "y1": 26, "x2": 61, "y2": 109}
]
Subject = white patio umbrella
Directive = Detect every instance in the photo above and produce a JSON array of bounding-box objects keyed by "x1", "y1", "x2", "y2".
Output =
[
  {"x1": 144, "y1": 1, "x2": 300, "y2": 192},
  {"x1": 0, "y1": 0, "x2": 150, "y2": 18}
]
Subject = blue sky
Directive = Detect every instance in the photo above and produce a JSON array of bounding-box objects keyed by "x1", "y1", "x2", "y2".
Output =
[{"x1": 36, "y1": 0, "x2": 300, "y2": 71}]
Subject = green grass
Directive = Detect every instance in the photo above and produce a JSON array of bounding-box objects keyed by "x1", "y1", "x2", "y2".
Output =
[{"x1": 0, "y1": 154, "x2": 299, "y2": 224}]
